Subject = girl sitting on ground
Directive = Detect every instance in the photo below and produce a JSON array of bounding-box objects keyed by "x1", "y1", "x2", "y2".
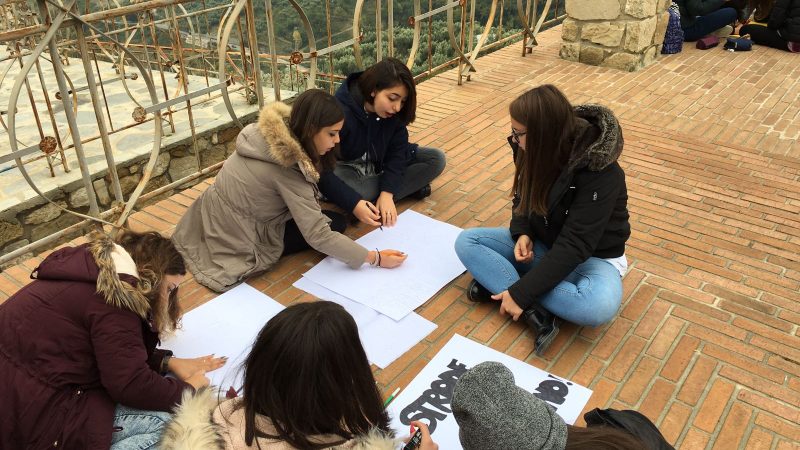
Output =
[
  {"x1": 172, "y1": 89, "x2": 407, "y2": 293},
  {"x1": 740, "y1": 0, "x2": 800, "y2": 51},
  {"x1": 454, "y1": 84, "x2": 630, "y2": 355},
  {"x1": 0, "y1": 230, "x2": 223, "y2": 450},
  {"x1": 160, "y1": 301, "x2": 438, "y2": 450},
  {"x1": 319, "y1": 58, "x2": 447, "y2": 228}
]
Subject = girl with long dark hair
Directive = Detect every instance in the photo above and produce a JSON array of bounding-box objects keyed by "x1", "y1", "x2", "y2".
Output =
[
  {"x1": 160, "y1": 301, "x2": 438, "y2": 450},
  {"x1": 172, "y1": 89, "x2": 407, "y2": 293},
  {"x1": 454, "y1": 85, "x2": 630, "y2": 355},
  {"x1": 0, "y1": 230, "x2": 223, "y2": 450},
  {"x1": 318, "y1": 58, "x2": 446, "y2": 228}
]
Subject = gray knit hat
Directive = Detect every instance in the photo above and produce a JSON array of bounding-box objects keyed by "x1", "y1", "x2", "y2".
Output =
[{"x1": 451, "y1": 361, "x2": 568, "y2": 450}]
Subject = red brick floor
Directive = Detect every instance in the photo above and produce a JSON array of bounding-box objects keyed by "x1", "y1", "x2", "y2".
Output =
[{"x1": 2, "y1": 26, "x2": 799, "y2": 449}]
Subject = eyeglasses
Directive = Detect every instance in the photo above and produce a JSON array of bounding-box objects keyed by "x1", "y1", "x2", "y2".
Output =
[{"x1": 510, "y1": 128, "x2": 527, "y2": 145}]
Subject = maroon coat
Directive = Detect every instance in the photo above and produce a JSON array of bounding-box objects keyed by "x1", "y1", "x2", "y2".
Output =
[{"x1": 0, "y1": 238, "x2": 190, "y2": 450}]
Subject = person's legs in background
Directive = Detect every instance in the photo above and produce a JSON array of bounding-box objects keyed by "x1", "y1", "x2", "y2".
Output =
[
  {"x1": 740, "y1": 23, "x2": 791, "y2": 49},
  {"x1": 683, "y1": 7, "x2": 738, "y2": 40}
]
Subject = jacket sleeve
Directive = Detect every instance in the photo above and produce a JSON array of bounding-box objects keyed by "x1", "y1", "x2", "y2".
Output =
[
  {"x1": 378, "y1": 125, "x2": 411, "y2": 195},
  {"x1": 509, "y1": 193, "x2": 533, "y2": 241},
  {"x1": 508, "y1": 166, "x2": 624, "y2": 310},
  {"x1": 686, "y1": 0, "x2": 727, "y2": 16},
  {"x1": 768, "y1": 0, "x2": 790, "y2": 29},
  {"x1": 318, "y1": 169, "x2": 363, "y2": 213},
  {"x1": 89, "y1": 306, "x2": 190, "y2": 411},
  {"x1": 277, "y1": 174, "x2": 369, "y2": 268}
]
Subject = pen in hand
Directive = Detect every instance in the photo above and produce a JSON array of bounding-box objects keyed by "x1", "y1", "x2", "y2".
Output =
[{"x1": 365, "y1": 201, "x2": 382, "y2": 230}]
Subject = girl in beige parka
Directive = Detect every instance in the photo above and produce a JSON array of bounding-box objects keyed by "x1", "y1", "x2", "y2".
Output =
[{"x1": 172, "y1": 90, "x2": 406, "y2": 292}]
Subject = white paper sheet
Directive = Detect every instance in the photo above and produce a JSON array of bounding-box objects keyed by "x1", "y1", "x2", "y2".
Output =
[
  {"x1": 302, "y1": 210, "x2": 465, "y2": 320},
  {"x1": 387, "y1": 335, "x2": 593, "y2": 449},
  {"x1": 161, "y1": 283, "x2": 284, "y2": 393},
  {"x1": 293, "y1": 277, "x2": 437, "y2": 369}
]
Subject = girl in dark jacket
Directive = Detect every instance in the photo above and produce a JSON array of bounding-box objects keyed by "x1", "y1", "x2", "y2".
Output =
[
  {"x1": 454, "y1": 85, "x2": 630, "y2": 355},
  {"x1": 740, "y1": 0, "x2": 800, "y2": 51},
  {"x1": 318, "y1": 58, "x2": 446, "y2": 228},
  {"x1": 0, "y1": 231, "x2": 224, "y2": 450}
]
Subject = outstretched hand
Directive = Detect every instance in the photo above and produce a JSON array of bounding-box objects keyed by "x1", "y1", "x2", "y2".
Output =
[
  {"x1": 379, "y1": 249, "x2": 407, "y2": 268},
  {"x1": 168, "y1": 354, "x2": 227, "y2": 382}
]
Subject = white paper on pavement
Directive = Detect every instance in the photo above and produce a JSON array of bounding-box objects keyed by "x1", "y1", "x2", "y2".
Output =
[
  {"x1": 387, "y1": 335, "x2": 593, "y2": 449},
  {"x1": 161, "y1": 283, "x2": 284, "y2": 393},
  {"x1": 302, "y1": 210, "x2": 465, "y2": 320},
  {"x1": 293, "y1": 277, "x2": 437, "y2": 369}
]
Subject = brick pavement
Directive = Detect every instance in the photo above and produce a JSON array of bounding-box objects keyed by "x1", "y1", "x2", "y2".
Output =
[{"x1": 1, "y1": 26, "x2": 799, "y2": 449}]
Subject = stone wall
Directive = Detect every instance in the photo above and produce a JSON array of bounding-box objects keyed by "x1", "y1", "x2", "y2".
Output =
[
  {"x1": 560, "y1": 0, "x2": 671, "y2": 71},
  {"x1": 0, "y1": 112, "x2": 258, "y2": 261}
]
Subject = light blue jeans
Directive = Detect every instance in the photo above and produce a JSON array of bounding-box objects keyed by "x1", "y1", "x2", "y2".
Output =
[
  {"x1": 454, "y1": 227, "x2": 623, "y2": 327},
  {"x1": 110, "y1": 405, "x2": 172, "y2": 450}
]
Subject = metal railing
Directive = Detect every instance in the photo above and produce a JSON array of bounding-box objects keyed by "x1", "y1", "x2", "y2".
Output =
[{"x1": 0, "y1": 0, "x2": 565, "y2": 264}]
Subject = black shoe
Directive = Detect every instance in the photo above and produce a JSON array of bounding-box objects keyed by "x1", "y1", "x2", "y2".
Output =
[
  {"x1": 522, "y1": 306, "x2": 559, "y2": 356},
  {"x1": 466, "y1": 279, "x2": 493, "y2": 303},
  {"x1": 410, "y1": 184, "x2": 432, "y2": 199}
]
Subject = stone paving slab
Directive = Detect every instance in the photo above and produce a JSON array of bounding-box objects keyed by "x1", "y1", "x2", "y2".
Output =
[{"x1": 1, "y1": 26, "x2": 800, "y2": 449}]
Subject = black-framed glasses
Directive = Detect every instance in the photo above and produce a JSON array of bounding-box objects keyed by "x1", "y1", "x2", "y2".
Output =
[{"x1": 510, "y1": 128, "x2": 527, "y2": 144}]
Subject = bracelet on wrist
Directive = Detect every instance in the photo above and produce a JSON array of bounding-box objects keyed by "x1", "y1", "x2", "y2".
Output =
[{"x1": 375, "y1": 248, "x2": 382, "y2": 268}]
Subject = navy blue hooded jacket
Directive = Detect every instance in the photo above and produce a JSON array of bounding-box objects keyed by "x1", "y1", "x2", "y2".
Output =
[{"x1": 318, "y1": 72, "x2": 418, "y2": 212}]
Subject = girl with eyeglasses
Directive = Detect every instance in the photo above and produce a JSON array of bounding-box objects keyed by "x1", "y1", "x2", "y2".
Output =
[
  {"x1": 0, "y1": 230, "x2": 225, "y2": 450},
  {"x1": 160, "y1": 301, "x2": 438, "y2": 450},
  {"x1": 172, "y1": 89, "x2": 408, "y2": 293},
  {"x1": 318, "y1": 58, "x2": 447, "y2": 228},
  {"x1": 454, "y1": 84, "x2": 631, "y2": 355}
]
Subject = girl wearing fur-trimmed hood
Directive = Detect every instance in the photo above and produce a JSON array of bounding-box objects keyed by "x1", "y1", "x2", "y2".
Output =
[
  {"x1": 0, "y1": 231, "x2": 218, "y2": 450},
  {"x1": 455, "y1": 84, "x2": 631, "y2": 355},
  {"x1": 171, "y1": 89, "x2": 407, "y2": 294},
  {"x1": 160, "y1": 301, "x2": 438, "y2": 450}
]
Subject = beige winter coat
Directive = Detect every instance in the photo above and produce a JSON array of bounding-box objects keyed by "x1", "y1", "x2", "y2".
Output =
[
  {"x1": 160, "y1": 389, "x2": 397, "y2": 450},
  {"x1": 172, "y1": 102, "x2": 368, "y2": 292}
]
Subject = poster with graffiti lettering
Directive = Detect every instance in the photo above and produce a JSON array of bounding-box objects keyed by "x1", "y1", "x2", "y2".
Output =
[{"x1": 387, "y1": 334, "x2": 593, "y2": 449}]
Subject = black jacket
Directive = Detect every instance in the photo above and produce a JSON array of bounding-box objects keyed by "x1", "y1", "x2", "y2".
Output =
[
  {"x1": 769, "y1": 0, "x2": 800, "y2": 41},
  {"x1": 508, "y1": 105, "x2": 630, "y2": 311},
  {"x1": 675, "y1": 0, "x2": 727, "y2": 28},
  {"x1": 318, "y1": 72, "x2": 418, "y2": 212}
]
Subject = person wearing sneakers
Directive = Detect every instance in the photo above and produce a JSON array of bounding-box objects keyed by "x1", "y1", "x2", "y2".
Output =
[
  {"x1": 454, "y1": 85, "x2": 630, "y2": 355},
  {"x1": 675, "y1": 0, "x2": 741, "y2": 40},
  {"x1": 318, "y1": 58, "x2": 446, "y2": 229},
  {"x1": 740, "y1": 0, "x2": 800, "y2": 51}
]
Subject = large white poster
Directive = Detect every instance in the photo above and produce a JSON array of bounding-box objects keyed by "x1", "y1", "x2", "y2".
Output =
[
  {"x1": 301, "y1": 210, "x2": 465, "y2": 320},
  {"x1": 387, "y1": 335, "x2": 593, "y2": 449},
  {"x1": 161, "y1": 283, "x2": 284, "y2": 393}
]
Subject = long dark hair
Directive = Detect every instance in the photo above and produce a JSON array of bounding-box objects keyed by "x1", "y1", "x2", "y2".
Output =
[
  {"x1": 357, "y1": 57, "x2": 417, "y2": 125},
  {"x1": 565, "y1": 425, "x2": 647, "y2": 449},
  {"x1": 509, "y1": 84, "x2": 577, "y2": 217},
  {"x1": 116, "y1": 230, "x2": 185, "y2": 333},
  {"x1": 289, "y1": 89, "x2": 343, "y2": 172},
  {"x1": 239, "y1": 301, "x2": 391, "y2": 449}
]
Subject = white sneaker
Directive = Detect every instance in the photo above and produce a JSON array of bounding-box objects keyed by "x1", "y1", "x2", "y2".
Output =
[{"x1": 712, "y1": 25, "x2": 734, "y2": 37}]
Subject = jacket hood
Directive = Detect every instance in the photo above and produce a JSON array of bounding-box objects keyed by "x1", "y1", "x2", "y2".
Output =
[
  {"x1": 568, "y1": 104, "x2": 623, "y2": 172},
  {"x1": 335, "y1": 72, "x2": 368, "y2": 124},
  {"x1": 31, "y1": 233, "x2": 151, "y2": 319},
  {"x1": 239, "y1": 101, "x2": 320, "y2": 182},
  {"x1": 161, "y1": 389, "x2": 397, "y2": 450}
]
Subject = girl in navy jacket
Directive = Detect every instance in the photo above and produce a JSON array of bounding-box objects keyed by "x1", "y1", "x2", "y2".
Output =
[{"x1": 318, "y1": 58, "x2": 446, "y2": 227}]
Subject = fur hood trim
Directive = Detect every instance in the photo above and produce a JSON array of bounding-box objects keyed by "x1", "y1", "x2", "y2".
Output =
[
  {"x1": 569, "y1": 104, "x2": 623, "y2": 172},
  {"x1": 89, "y1": 232, "x2": 150, "y2": 319},
  {"x1": 160, "y1": 388, "x2": 398, "y2": 450},
  {"x1": 160, "y1": 388, "x2": 225, "y2": 450},
  {"x1": 256, "y1": 101, "x2": 320, "y2": 182}
]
